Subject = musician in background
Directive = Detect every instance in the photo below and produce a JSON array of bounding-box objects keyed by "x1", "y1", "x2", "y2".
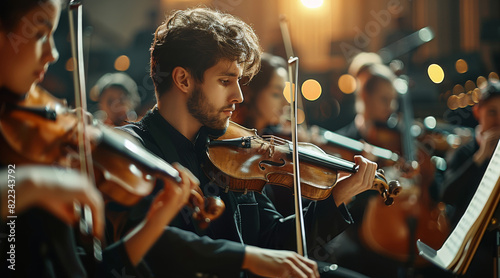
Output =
[
  {"x1": 333, "y1": 54, "x2": 399, "y2": 231},
  {"x1": 233, "y1": 52, "x2": 311, "y2": 142},
  {"x1": 113, "y1": 7, "x2": 378, "y2": 277},
  {"x1": 0, "y1": 0, "x2": 197, "y2": 277},
  {"x1": 336, "y1": 59, "x2": 398, "y2": 151},
  {"x1": 329, "y1": 53, "x2": 453, "y2": 278},
  {"x1": 327, "y1": 56, "x2": 408, "y2": 278},
  {"x1": 90, "y1": 72, "x2": 141, "y2": 126},
  {"x1": 233, "y1": 53, "x2": 288, "y2": 135},
  {"x1": 440, "y1": 81, "x2": 500, "y2": 224},
  {"x1": 436, "y1": 81, "x2": 500, "y2": 278}
]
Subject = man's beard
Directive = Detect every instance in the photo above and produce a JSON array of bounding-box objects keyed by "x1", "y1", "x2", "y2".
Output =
[{"x1": 187, "y1": 84, "x2": 230, "y2": 130}]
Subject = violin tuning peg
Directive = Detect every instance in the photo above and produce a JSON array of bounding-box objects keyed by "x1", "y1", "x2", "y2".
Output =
[{"x1": 388, "y1": 180, "x2": 402, "y2": 196}]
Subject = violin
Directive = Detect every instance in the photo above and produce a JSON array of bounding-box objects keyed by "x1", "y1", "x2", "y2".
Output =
[
  {"x1": 204, "y1": 121, "x2": 401, "y2": 205},
  {"x1": 0, "y1": 85, "x2": 224, "y2": 229}
]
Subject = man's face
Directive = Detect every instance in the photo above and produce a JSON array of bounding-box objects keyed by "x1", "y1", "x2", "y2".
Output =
[
  {"x1": 187, "y1": 59, "x2": 243, "y2": 130},
  {"x1": 477, "y1": 97, "x2": 500, "y2": 132},
  {"x1": 99, "y1": 87, "x2": 134, "y2": 126}
]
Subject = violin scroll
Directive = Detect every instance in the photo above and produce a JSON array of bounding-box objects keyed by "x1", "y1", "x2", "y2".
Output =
[
  {"x1": 189, "y1": 186, "x2": 225, "y2": 229},
  {"x1": 373, "y1": 169, "x2": 402, "y2": 206}
]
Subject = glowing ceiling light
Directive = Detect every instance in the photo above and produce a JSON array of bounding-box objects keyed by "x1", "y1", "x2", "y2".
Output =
[{"x1": 301, "y1": 0, "x2": 324, "y2": 9}]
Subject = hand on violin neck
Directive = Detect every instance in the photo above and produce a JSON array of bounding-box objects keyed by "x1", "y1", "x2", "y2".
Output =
[
  {"x1": 146, "y1": 163, "x2": 199, "y2": 224},
  {"x1": 125, "y1": 163, "x2": 199, "y2": 266},
  {"x1": 330, "y1": 155, "x2": 378, "y2": 206}
]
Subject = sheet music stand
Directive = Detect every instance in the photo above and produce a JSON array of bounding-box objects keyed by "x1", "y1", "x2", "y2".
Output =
[
  {"x1": 487, "y1": 202, "x2": 500, "y2": 278},
  {"x1": 416, "y1": 141, "x2": 500, "y2": 277}
]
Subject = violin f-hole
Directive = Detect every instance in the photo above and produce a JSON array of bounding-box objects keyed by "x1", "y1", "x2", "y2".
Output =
[{"x1": 258, "y1": 158, "x2": 286, "y2": 170}]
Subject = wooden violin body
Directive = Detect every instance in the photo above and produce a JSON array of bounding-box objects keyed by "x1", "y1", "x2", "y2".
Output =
[
  {"x1": 205, "y1": 121, "x2": 401, "y2": 204},
  {"x1": 0, "y1": 86, "x2": 224, "y2": 227}
]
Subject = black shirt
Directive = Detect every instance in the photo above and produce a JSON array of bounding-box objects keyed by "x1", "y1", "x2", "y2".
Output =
[{"x1": 110, "y1": 108, "x2": 354, "y2": 277}]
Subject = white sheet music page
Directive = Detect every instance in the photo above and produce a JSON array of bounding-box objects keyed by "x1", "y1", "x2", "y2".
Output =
[{"x1": 418, "y1": 141, "x2": 500, "y2": 269}]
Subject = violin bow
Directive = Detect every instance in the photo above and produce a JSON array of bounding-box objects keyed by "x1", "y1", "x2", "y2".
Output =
[
  {"x1": 68, "y1": 0, "x2": 102, "y2": 262},
  {"x1": 279, "y1": 16, "x2": 308, "y2": 257}
]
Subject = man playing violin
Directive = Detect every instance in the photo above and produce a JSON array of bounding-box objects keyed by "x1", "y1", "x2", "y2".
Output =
[{"x1": 115, "y1": 7, "x2": 377, "y2": 278}]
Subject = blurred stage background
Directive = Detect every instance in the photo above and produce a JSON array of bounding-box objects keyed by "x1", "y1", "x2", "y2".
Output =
[{"x1": 42, "y1": 0, "x2": 500, "y2": 133}]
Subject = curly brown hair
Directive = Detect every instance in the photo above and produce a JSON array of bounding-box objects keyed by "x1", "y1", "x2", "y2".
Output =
[{"x1": 150, "y1": 7, "x2": 262, "y2": 98}]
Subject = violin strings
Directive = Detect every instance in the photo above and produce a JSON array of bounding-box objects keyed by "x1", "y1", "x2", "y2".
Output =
[{"x1": 261, "y1": 135, "x2": 289, "y2": 146}]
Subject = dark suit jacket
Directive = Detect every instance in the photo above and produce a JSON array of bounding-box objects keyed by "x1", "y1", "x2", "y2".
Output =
[{"x1": 109, "y1": 108, "x2": 353, "y2": 277}]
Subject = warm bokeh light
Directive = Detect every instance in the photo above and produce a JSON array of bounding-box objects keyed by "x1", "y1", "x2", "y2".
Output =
[
  {"x1": 114, "y1": 55, "x2": 130, "y2": 71},
  {"x1": 472, "y1": 88, "x2": 481, "y2": 103},
  {"x1": 457, "y1": 93, "x2": 467, "y2": 108},
  {"x1": 428, "y1": 64, "x2": 445, "y2": 83},
  {"x1": 447, "y1": 95, "x2": 459, "y2": 110},
  {"x1": 297, "y1": 108, "x2": 305, "y2": 124},
  {"x1": 301, "y1": 79, "x2": 322, "y2": 101},
  {"x1": 283, "y1": 82, "x2": 296, "y2": 103},
  {"x1": 452, "y1": 84, "x2": 464, "y2": 95},
  {"x1": 477, "y1": 76, "x2": 487, "y2": 88},
  {"x1": 464, "y1": 80, "x2": 475, "y2": 91},
  {"x1": 338, "y1": 74, "x2": 357, "y2": 94},
  {"x1": 489, "y1": 72, "x2": 499, "y2": 81},
  {"x1": 466, "y1": 91, "x2": 475, "y2": 106},
  {"x1": 440, "y1": 90, "x2": 452, "y2": 101},
  {"x1": 301, "y1": 0, "x2": 324, "y2": 8},
  {"x1": 455, "y1": 59, "x2": 468, "y2": 74},
  {"x1": 65, "y1": 58, "x2": 74, "y2": 72}
]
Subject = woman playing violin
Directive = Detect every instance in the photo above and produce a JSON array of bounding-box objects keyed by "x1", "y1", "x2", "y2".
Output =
[{"x1": 0, "y1": 0, "x2": 198, "y2": 277}]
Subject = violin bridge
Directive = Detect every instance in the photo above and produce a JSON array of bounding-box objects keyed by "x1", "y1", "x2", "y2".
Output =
[{"x1": 269, "y1": 137, "x2": 275, "y2": 157}]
